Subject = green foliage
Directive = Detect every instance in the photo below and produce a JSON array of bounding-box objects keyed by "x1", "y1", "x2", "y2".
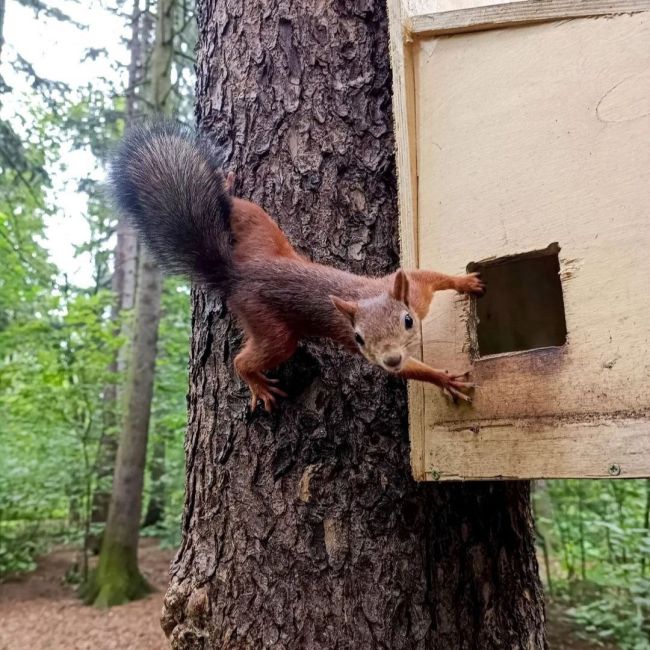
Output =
[
  {"x1": 1, "y1": 0, "x2": 195, "y2": 586},
  {"x1": 141, "y1": 278, "x2": 190, "y2": 549},
  {"x1": 0, "y1": 286, "x2": 121, "y2": 576},
  {"x1": 535, "y1": 479, "x2": 650, "y2": 649}
]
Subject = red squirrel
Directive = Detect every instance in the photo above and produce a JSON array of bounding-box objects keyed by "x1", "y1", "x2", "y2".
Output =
[{"x1": 110, "y1": 121, "x2": 485, "y2": 412}]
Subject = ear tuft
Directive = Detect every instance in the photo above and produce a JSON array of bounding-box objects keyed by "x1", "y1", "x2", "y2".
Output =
[
  {"x1": 391, "y1": 269, "x2": 410, "y2": 306},
  {"x1": 330, "y1": 295, "x2": 358, "y2": 325}
]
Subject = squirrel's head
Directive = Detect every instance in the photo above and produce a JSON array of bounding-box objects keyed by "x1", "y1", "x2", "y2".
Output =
[{"x1": 330, "y1": 270, "x2": 418, "y2": 374}]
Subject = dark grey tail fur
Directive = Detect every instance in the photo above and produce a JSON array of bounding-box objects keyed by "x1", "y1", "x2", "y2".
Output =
[{"x1": 108, "y1": 120, "x2": 233, "y2": 290}]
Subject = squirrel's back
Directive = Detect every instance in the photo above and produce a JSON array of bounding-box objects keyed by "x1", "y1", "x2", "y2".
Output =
[{"x1": 108, "y1": 120, "x2": 233, "y2": 289}]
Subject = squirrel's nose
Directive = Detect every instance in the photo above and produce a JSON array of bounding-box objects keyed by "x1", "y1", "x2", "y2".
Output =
[{"x1": 383, "y1": 353, "x2": 403, "y2": 369}]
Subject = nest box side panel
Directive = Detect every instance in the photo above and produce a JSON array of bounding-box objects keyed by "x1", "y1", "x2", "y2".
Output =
[{"x1": 413, "y1": 13, "x2": 650, "y2": 479}]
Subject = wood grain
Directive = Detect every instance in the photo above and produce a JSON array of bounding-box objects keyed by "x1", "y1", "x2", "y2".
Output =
[
  {"x1": 417, "y1": 13, "x2": 650, "y2": 479},
  {"x1": 407, "y1": 0, "x2": 527, "y2": 15},
  {"x1": 425, "y1": 417, "x2": 650, "y2": 480},
  {"x1": 387, "y1": 0, "x2": 428, "y2": 479},
  {"x1": 388, "y1": 5, "x2": 650, "y2": 479},
  {"x1": 410, "y1": 0, "x2": 650, "y2": 35}
]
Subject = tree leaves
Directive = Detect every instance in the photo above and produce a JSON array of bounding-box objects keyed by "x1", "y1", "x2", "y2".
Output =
[{"x1": 535, "y1": 479, "x2": 650, "y2": 648}]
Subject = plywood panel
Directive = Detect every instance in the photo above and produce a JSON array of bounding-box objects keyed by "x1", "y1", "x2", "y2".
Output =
[
  {"x1": 412, "y1": 13, "x2": 650, "y2": 478},
  {"x1": 410, "y1": 0, "x2": 650, "y2": 35},
  {"x1": 407, "y1": 0, "x2": 526, "y2": 15},
  {"x1": 388, "y1": 0, "x2": 428, "y2": 478},
  {"x1": 426, "y1": 419, "x2": 650, "y2": 480}
]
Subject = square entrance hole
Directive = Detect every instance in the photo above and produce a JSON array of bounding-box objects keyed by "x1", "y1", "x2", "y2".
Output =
[{"x1": 467, "y1": 243, "x2": 567, "y2": 357}]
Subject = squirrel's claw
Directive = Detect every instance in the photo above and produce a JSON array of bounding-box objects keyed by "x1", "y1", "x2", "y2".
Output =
[
  {"x1": 249, "y1": 377, "x2": 287, "y2": 413},
  {"x1": 458, "y1": 272, "x2": 486, "y2": 296},
  {"x1": 440, "y1": 370, "x2": 475, "y2": 404}
]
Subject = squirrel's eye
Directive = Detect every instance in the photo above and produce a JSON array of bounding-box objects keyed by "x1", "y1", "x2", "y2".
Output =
[
  {"x1": 404, "y1": 313, "x2": 414, "y2": 330},
  {"x1": 355, "y1": 333, "x2": 365, "y2": 346}
]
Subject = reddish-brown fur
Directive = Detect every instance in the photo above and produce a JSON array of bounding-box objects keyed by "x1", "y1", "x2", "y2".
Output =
[
  {"x1": 112, "y1": 123, "x2": 484, "y2": 411},
  {"x1": 227, "y1": 198, "x2": 485, "y2": 411}
]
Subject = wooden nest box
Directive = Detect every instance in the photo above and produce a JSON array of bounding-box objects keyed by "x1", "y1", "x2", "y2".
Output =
[{"x1": 387, "y1": 0, "x2": 650, "y2": 480}]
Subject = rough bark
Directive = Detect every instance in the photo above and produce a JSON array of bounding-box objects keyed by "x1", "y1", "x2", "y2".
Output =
[{"x1": 161, "y1": 0, "x2": 546, "y2": 647}]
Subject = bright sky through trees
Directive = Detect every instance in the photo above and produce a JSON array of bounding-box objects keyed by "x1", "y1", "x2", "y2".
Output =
[{"x1": 1, "y1": 0, "x2": 128, "y2": 286}]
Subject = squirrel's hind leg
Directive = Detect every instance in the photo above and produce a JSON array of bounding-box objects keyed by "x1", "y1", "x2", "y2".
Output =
[{"x1": 234, "y1": 332, "x2": 297, "y2": 412}]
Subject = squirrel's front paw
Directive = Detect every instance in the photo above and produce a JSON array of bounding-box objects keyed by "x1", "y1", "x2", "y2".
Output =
[
  {"x1": 456, "y1": 272, "x2": 486, "y2": 296},
  {"x1": 439, "y1": 370, "x2": 475, "y2": 404}
]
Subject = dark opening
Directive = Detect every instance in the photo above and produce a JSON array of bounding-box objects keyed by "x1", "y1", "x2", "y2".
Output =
[{"x1": 468, "y1": 243, "x2": 567, "y2": 357}]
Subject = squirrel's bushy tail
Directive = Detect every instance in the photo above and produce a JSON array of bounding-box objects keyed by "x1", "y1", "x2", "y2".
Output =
[{"x1": 109, "y1": 120, "x2": 233, "y2": 290}]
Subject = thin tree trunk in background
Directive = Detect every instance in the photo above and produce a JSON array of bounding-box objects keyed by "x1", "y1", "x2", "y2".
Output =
[
  {"x1": 88, "y1": 248, "x2": 163, "y2": 606},
  {"x1": 142, "y1": 437, "x2": 165, "y2": 527},
  {"x1": 149, "y1": 0, "x2": 174, "y2": 113},
  {"x1": 532, "y1": 480, "x2": 555, "y2": 597},
  {"x1": 91, "y1": 0, "x2": 142, "y2": 527},
  {"x1": 577, "y1": 482, "x2": 587, "y2": 581},
  {"x1": 86, "y1": 0, "x2": 172, "y2": 606},
  {"x1": 642, "y1": 479, "x2": 650, "y2": 578},
  {"x1": 0, "y1": 0, "x2": 5, "y2": 65},
  {"x1": 161, "y1": 1, "x2": 546, "y2": 647},
  {"x1": 642, "y1": 479, "x2": 650, "y2": 639},
  {"x1": 141, "y1": 0, "x2": 176, "y2": 530}
]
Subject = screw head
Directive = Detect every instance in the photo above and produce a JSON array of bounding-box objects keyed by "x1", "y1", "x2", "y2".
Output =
[
  {"x1": 430, "y1": 469, "x2": 441, "y2": 481},
  {"x1": 608, "y1": 464, "x2": 621, "y2": 476}
]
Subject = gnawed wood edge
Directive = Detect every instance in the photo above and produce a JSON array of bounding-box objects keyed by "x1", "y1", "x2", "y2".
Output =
[
  {"x1": 387, "y1": 0, "x2": 427, "y2": 480},
  {"x1": 409, "y1": 0, "x2": 650, "y2": 36},
  {"x1": 425, "y1": 415, "x2": 650, "y2": 480}
]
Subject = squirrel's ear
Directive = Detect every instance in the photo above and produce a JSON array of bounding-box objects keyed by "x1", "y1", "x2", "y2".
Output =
[
  {"x1": 391, "y1": 269, "x2": 410, "y2": 306},
  {"x1": 330, "y1": 295, "x2": 358, "y2": 325}
]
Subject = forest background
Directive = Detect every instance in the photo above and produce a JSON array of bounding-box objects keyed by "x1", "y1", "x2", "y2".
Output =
[{"x1": 0, "y1": 1, "x2": 649, "y2": 648}]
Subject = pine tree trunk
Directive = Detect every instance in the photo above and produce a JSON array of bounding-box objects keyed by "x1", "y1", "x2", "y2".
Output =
[
  {"x1": 91, "y1": 220, "x2": 139, "y2": 527},
  {"x1": 161, "y1": 0, "x2": 546, "y2": 646},
  {"x1": 143, "y1": 437, "x2": 165, "y2": 528},
  {"x1": 0, "y1": 0, "x2": 5, "y2": 65},
  {"x1": 140, "y1": 0, "x2": 176, "y2": 532},
  {"x1": 91, "y1": 0, "x2": 141, "y2": 528},
  {"x1": 86, "y1": 248, "x2": 163, "y2": 606},
  {"x1": 86, "y1": 0, "x2": 172, "y2": 607}
]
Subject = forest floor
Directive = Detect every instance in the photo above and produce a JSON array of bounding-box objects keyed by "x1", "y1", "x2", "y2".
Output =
[
  {"x1": 0, "y1": 538, "x2": 173, "y2": 650},
  {"x1": 0, "y1": 541, "x2": 615, "y2": 650}
]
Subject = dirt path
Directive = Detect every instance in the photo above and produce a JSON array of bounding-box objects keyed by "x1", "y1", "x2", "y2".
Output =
[
  {"x1": 0, "y1": 541, "x2": 615, "y2": 650},
  {"x1": 0, "y1": 539, "x2": 174, "y2": 650}
]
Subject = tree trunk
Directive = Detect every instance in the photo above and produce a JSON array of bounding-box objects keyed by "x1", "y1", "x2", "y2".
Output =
[
  {"x1": 91, "y1": 0, "x2": 142, "y2": 528},
  {"x1": 86, "y1": 0, "x2": 172, "y2": 606},
  {"x1": 85, "y1": 247, "x2": 163, "y2": 606},
  {"x1": 0, "y1": 0, "x2": 5, "y2": 65},
  {"x1": 142, "y1": 436, "x2": 166, "y2": 528},
  {"x1": 140, "y1": 0, "x2": 177, "y2": 531},
  {"x1": 161, "y1": 0, "x2": 546, "y2": 647},
  {"x1": 91, "y1": 213, "x2": 139, "y2": 528}
]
